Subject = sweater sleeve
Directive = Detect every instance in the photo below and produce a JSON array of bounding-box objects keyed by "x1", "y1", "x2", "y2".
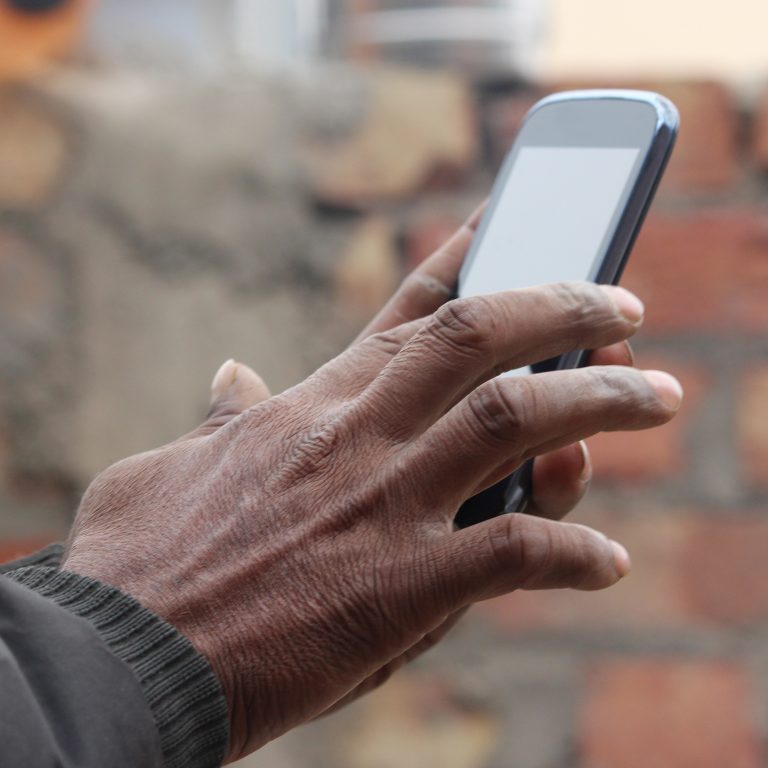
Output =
[{"x1": 0, "y1": 567, "x2": 229, "y2": 768}]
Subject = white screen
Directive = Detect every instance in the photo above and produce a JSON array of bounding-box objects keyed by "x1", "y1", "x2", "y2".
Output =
[{"x1": 460, "y1": 146, "x2": 640, "y2": 375}]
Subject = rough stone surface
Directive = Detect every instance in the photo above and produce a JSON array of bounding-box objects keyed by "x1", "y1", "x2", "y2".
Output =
[
  {"x1": 335, "y1": 215, "x2": 400, "y2": 319},
  {"x1": 14, "y1": 72, "x2": 357, "y2": 485},
  {"x1": 643, "y1": 80, "x2": 738, "y2": 193},
  {"x1": 0, "y1": 92, "x2": 67, "y2": 208},
  {"x1": 622, "y1": 210, "x2": 768, "y2": 334},
  {"x1": 302, "y1": 68, "x2": 478, "y2": 207}
]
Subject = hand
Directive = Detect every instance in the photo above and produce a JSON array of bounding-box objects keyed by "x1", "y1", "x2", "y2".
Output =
[
  {"x1": 261, "y1": 208, "x2": 638, "y2": 715},
  {"x1": 61, "y1": 275, "x2": 680, "y2": 762},
  {"x1": 355, "y1": 203, "x2": 637, "y2": 518}
]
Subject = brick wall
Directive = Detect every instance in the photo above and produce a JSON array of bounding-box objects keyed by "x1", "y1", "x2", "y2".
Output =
[{"x1": 2, "y1": 67, "x2": 768, "y2": 767}]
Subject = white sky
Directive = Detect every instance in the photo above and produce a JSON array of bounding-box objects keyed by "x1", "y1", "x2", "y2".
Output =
[{"x1": 542, "y1": 0, "x2": 768, "y2": 83}]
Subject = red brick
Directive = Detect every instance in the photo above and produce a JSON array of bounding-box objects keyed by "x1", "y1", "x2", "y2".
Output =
[
  {"x1": 581, "y1": 659, "x2": 762, "y2": 768},
  {"x1": 588, "y1": 355, "x2": 709, "y2": 483},
  {"x1": 649, "y1": 80, "x2": 739, "y2": 194},
  {"x1": 623, "y1": 209, "x2": 768, "y2": 335},
  {"x1": 548, "y1": 80, "x2": 738, "y2": 193},
  {"x1": 738, "y1": 367, "x2": 768, "y2": 488},
  {"x1": 402, "y1": 213, "x2": 463, "y2": 272},
  {"x1": 678, "y1": 518, "x2": 768, "y2": 624},
  {"x1": 474, "y1": 507, "x2": 685, "y2": 634},
  {"x1": 475, "y1": 508, "x2": 768, "y2": 634}
]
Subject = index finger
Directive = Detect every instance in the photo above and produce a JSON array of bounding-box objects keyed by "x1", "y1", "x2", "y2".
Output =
[
  {"x1": 355, "y1": 202, "x2": 486, "y2": 342},
  {"x1": 361, "y1": 282, "x2": 644, "y2": 439}
]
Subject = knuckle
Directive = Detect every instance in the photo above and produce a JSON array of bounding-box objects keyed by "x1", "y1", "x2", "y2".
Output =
[
  {"x1": 485, "y1": 516, "x2": 550, "y2": 587},
  {"x1": 468, "y1": 378, "x2": 535, "y2": 447},
  {"x1": 486, "y1": 516, "x2": 525, "y2": 569},
  {"x1": 287, "y1": 421, "x2": 341, "y2": 477},
  {"x1": 591, "y1": 367, "x2": 650, "y2": 413},
  {"x1": 621, "y1": 369, "x2": 675, "y2": 424},
  {"x1": 428, "y1": 298, "x2": 492, "y2": 358},
  {"x1": 489, "y1": 518, "x2": 605, "y2": 591},
  {"x1": 597, "y1": 365, "x2": 633, "y2": 394},
  {"x1": 263, "y1": 402, "x2": 356, "y2": 491},
  {"x1": 548, "y1": 280, "x2": 588, "y2": 313},
  {"x1": 548, "y1": 281, "x2": 620, "y2": 337}
]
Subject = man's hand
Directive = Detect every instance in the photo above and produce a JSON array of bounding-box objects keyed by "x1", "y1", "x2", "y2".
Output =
[{"x1": 61, "y1": 266, "x2": 680, "y2": 762}]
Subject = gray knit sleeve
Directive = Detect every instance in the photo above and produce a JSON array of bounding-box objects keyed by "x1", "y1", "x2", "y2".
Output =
[{"x1": 4, "y1": 566, "x2": 229, "y2": 768}]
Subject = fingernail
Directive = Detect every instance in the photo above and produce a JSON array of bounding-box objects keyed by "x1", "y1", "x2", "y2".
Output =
[
  {"x1": 600, "y1": 285, "x2": 645, "y2": 324},
  {"x1": 611, "y1": 541, "x2": 632, "y2": 578},
  {"x1": 578, "y1": 441, "x2": 593, "y2": 484},
  {"x1": 211, "y1": 359, "x2": 238, "y2": 402},
  {"x1": 622, "y1": 340, "x2": 636, "y2": 367},
  {"x1": 642, "y1": 370, "x2": 684, "y2": 411}
]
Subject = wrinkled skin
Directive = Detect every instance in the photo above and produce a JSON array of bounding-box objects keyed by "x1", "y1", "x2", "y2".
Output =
[{"x1": 62, "y1": 208, "x2": 682, "y2": 763}]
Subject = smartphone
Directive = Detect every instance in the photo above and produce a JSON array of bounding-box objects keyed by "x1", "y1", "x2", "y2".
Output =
[{"x1": 454, "y1": 90, "x2": 678, "y2": 529}]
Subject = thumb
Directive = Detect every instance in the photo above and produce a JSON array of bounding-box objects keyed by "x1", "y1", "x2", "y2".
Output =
[
  {"x1": 210, "y1": 358, "x2": 271, "y2": 412},
  {"x1": 190, "y1": 359, "x2": 271, "y2": 437},
  {"x1": 422, "y1": 514, "x2": 630, "y2": 609}
]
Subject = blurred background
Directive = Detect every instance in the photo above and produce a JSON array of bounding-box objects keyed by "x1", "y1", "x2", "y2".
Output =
[{"x1": 1, "y1": 1, "x2": 768, "y2": 766}]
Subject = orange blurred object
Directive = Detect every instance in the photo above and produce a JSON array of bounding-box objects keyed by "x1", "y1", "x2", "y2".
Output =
[
  {"x1": 0, "y1": 536, "x2": 58, "y2": 564},
  {"x1": 0, "y1": 0, "x2": 93, "y2": 82}
]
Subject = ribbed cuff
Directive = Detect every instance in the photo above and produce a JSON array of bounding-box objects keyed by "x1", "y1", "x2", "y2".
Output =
[{"x1": 5, "y1": 566, "x2": 229, "y2": 768}]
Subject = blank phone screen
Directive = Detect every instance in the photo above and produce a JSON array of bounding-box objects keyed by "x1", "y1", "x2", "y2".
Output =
[{"x1": 460, "y1": 146, "x2": 640, "y2": 375}]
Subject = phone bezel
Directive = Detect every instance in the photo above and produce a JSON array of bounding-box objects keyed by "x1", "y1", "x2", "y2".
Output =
[
  {"x1": 453, "y1": 90, "x2": 678, "y2": 527},
  {"x1": 459, "y1": 90, "x2": 678, "y2": 313}
]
